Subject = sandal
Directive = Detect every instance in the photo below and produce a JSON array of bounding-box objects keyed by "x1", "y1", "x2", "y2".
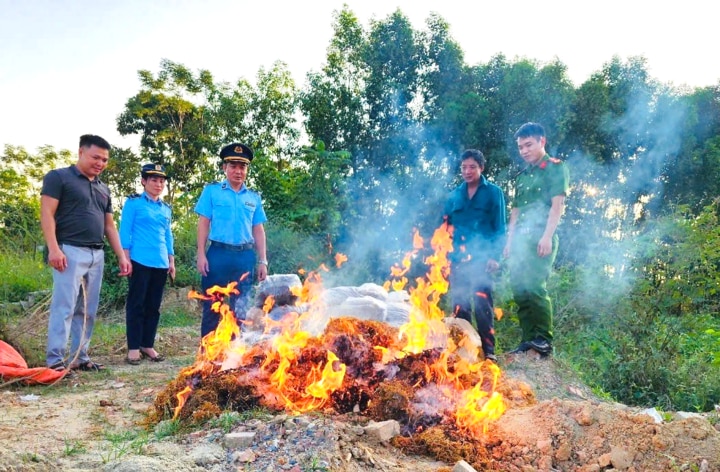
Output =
[
  {"x1": 140, "y1": 350, "x2": 165, "y2": 362},
  {"x1": 72, "y1": 361, "x2": 106, "y2": 371},
  {"x1": 125, "y1": 356, "x2": 142, "y2": 365},
  {"x1": 48, "y1": 361, "x2": 67, "y2": 371}
]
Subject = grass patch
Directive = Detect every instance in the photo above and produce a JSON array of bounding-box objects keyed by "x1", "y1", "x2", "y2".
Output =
[
  {"x1": 0, "y1": 250, "x2": 52, "y2": 303},
  {"x1": 101, "y1": 429, "x2": 149, "y2": 463},
  {"x1": 63, "y1": 439, "x2": 88, "y2": 457},
  {"x1": 301, "y1": 456, "x2": 331, "y2": 471},
  {"x1": 159, "y1": 308, "x2": 197, "y2": 328},
  {"x1": 90, "y1": 319, "x2": 127, "y2": 355},
  {"x1": 208, "y1": 411, "x2": 244, "y2": 433},
  {"x1": 19, "y1": 451, "x2": 42, "y2": 463},
  {"x1": 154, "y1": 418, "x2": 182, "y2": 440}
]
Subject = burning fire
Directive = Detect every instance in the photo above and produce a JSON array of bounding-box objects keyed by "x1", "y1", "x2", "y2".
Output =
[{"x1": 170, "y1": 222, "x2": 506, "y2": 439}]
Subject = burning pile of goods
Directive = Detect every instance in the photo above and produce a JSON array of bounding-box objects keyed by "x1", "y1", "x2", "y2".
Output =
[{"x1": 147, "y1": 223, "x2": 536, "y2": 464}]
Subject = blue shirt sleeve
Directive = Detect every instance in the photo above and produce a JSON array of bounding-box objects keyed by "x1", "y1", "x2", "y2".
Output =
[
  {"x1": 119, "y1": 198, "x2": 137, "y2": 250},
  {"x1": 165, "y1": 204, "x2": 175, "y2": 256},
  {"x1": 252, "y1": 193, "x2": 268, "y2": 226},
  {"x1": 195, "y1": 185, "x2": 213, "y2": 219}
]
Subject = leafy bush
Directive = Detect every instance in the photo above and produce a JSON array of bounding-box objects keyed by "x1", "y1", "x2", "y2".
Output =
[
  {"x1": 265, "y1": 220, "x2": 329, "y2": 277},
  {"x1": 554, "y1": 204, "x2": 720, "y2": 411},
  {"x1": 170, "y1": 212, "x2": 201, "y2": 288},
  {"x1": 98, "y1": 249, "x2": 129, "y2": 311}
]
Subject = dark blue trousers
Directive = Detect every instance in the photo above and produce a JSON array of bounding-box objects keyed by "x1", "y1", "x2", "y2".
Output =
[
  {"x1": 126, "y1": 261, "x2": 168, "y2": 350},
  {"x1": 200, "y1": 245, "x2": 256, "y2": 337}
]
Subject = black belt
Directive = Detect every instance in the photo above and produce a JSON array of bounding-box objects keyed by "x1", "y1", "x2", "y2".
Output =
[
  {"x1": 63, "y1": 243, "x2": 104, "y2": 250},
  {"x1": 210, "y1": 241, "x2": 254, "y2": 251}
]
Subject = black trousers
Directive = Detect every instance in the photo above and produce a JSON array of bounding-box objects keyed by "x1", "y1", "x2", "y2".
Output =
[
  {"x1": 126, "y1": 260, "x2": 168, "y2": 350},
  {"x1": 448, "y1": 259, "x2": 496, "y2": 357}
]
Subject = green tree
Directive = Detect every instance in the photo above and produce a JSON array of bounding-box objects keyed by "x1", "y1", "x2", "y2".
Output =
[
  {"x1": 476, "y1": 54, "x2": 574, "y2": 172},
  {"x1": 102, "y1": 146, "x2": 143, "y2": 201},
  {"x1": 415, "y1": 13, "x2": 488, "y2": 173},
  {"x1": 300, "y1": 6, "x2": 368, "y2": 162},
  {"x1": 361, "y1": 9, "x2": 421, "y2": 176},
  {"x1": 0, "y1": 145, "x2": 73, "y2": 250},
  {"x1": 208, "y1": 61, "x2": 300, "y2": 166},
  {"x1": 116, "y1": 59, "x2": 217, "y2": 204},
  {"x1": 661, "y1": 85, "x2": 720, "y2": 212},
  {"x1": 251, "y1": 141, "x2": 350, "y2": 236}
]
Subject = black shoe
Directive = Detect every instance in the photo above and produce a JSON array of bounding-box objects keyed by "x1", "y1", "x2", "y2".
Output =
[
  {"x1": 528, "y1": 338, "x2": 553, "y2": 355},
  {"x1": 508, "y1": 341, "x2": 531, "y2": 354}
]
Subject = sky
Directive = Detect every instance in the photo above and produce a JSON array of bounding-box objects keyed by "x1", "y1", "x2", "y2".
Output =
[{"x1": 1, "y1": 0, "x2": 717, "y2": 153}]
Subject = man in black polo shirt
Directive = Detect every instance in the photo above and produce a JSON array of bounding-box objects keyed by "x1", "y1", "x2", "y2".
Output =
[{"x1": 40, "y1": 134, "x2": 131, "y2": 373}]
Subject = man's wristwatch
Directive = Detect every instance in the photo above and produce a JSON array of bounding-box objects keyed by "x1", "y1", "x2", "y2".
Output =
[{"x1": 258, "y1": 260, "x2": 268, "y2": 266}]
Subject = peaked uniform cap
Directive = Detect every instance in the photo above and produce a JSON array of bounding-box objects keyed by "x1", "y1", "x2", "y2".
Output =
[
  {"x1": 219, "y1": 143, "x2": 254, "y2": 164},
  {"x1": 141, "y1": 163, "x2": 169, "y2": 179}
]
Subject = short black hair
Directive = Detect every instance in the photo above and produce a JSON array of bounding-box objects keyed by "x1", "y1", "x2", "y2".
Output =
[
  {"x1": 514, "y1": 122, "x2": 546, "y2": 140},
  {"x1": 460, "y1": 149, "x2": 486, "y2": 168},
  {"x1": 79, "y1": 134, "x2": 110, "y2": 150}
]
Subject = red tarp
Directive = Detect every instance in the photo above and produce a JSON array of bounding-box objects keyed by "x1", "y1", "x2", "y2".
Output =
[{"x1": 0, "y1": 340, "x2": 67, "y2": 384}]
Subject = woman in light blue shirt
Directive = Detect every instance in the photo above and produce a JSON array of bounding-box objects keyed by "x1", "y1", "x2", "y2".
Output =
[{"x1": 119, "y1": 164, "x2": 175, "y2": 365}]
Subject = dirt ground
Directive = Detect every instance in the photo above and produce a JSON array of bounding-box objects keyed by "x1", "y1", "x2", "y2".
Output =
[{"x1": 1, "y1": 292, "x2": 719, "y2": 471}]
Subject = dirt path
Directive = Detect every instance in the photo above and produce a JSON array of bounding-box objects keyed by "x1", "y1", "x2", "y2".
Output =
[{"x1": 1, "y1": 346, "x2": 718, "y2": 472}]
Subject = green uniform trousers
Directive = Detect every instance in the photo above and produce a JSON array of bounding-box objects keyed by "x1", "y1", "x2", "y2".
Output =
[{"x1": 508, "y1": 230, "x2": 558, "y2": 343}]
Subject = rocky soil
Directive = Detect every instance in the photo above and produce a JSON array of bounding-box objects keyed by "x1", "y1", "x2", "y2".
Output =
[
  {"x1": 1, "y1": 287, "x2": 718, "y2": 471},
  {"x1": 1, "y1": 339, "x2": 718, "y2": 472}
]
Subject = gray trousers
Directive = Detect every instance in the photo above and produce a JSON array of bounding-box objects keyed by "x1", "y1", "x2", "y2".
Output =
[{"x1": 46, "y1": 244, "x2": 104, "y2": 367}]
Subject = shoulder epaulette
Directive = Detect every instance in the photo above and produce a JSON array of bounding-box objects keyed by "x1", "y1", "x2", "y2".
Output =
[
  {"x1": 126, "y1": 193, "x2": 141, "y2": 199},
  {"x1": 548, "y1": 157, "x2": 562, "y2": 164},
  {"x1": 161, "y1": 200, "x2": 172, "y2": 209}
]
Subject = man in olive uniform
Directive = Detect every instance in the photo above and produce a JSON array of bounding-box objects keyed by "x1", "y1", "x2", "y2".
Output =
[{"x1": 503, "y1": 123, "x2": 569, "y2": 356}]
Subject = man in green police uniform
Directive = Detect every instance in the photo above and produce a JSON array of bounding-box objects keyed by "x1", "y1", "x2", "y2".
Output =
[{"x1": 503, "y1": 122, "x2": 569, "y2": 356}]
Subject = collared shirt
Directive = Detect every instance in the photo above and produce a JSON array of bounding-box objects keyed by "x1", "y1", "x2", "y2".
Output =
[
  {"x1": 41, "y1": 165, "x2": 112, "y2": 246},
  {"x1": 514, "y1": 154, "x2": 570, "y2": 228},
  {"x1": 444, "y1": 175, "x2": 507, "y2": 263},
  {"x1": 120, "y1": 192, "x2": 174, "y2": 268},
  {"x1": 194, "y1": 180, "x2": 267, "y2": 245}
]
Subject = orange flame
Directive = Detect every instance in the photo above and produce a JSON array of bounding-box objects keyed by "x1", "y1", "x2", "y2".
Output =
[
  {"x1": 173, "y1": 386, "x2": 193, "y2": 419},
  {"x1": 384, "y1": 222, "x2": 507, "y2": 436},
  {"x1": 397, "y1": 223, "x2": 453, "y2": 354},
  {"x1": 179, "y1": 223, "x2": 506, "y2": 433},
  {"x1": 304, "y1": 351, "x2": 346, "y2": 402},
  {"x1": 334, "y1": 253, "x2": 348, "y2": 268},
  {"x1": 262, "y1": 294, "x2": 276, "y2": 314},
  {"x1": 454, "y1": 362, "x2": 506, "y2": 438}
]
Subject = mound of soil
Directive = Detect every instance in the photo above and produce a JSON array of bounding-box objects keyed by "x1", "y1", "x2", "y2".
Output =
[{"x1": 1, "y1": 334, "x2": 718, "y2": 472}]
